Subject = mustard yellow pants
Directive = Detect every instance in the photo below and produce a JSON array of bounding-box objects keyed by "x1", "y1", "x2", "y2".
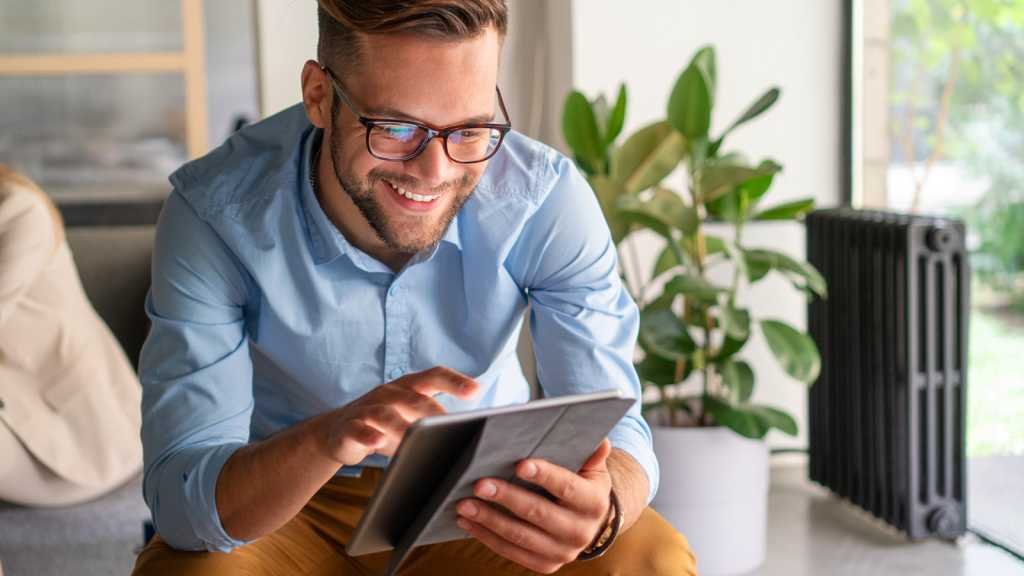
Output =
[{"x1": 132, "y1": 467, "x2": 696, "y2": 575}]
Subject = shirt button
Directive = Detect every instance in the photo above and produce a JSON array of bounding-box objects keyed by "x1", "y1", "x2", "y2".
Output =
[{"x1": 388, "y1": 368, "x2": 402, "y2": 380}]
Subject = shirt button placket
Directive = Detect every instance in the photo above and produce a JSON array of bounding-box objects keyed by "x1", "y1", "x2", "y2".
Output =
[{"x1": 383, "y1": 281, "x2": 408, "y2": 383}]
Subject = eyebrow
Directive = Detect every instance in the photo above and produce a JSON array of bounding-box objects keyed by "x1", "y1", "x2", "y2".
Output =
[{"x1": 362, "y1": 106, "x2": 497, "y2": 126}]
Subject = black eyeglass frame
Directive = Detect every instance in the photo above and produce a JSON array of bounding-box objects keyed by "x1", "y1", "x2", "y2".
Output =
[{"x1": 318, "y1": 62, "x2": 512, "y2": 164}]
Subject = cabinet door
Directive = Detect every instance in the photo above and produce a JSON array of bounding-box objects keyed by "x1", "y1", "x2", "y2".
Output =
[
  {"x1": 0, "y1": 74, "x2": 188, "y2": 200},
  {"x1": 0, "y1": 0, "x2": 183, "y2": 55}
]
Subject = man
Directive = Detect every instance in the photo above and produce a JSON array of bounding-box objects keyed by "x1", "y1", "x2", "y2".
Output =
[{"x1": 132, "y1": 1, "x2": 695, "y2": 574}]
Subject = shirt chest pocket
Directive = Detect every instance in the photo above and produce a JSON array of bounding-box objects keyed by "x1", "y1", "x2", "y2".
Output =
[
  {"x1": 255, "y1": 301, "x2": 387, "y2": 391},
  {"x1": 305, "y1": 319, "x2": 385, "y2": 368}
]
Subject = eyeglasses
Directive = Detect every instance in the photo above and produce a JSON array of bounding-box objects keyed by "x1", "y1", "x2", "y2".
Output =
[{"x1": 319, "y1": 63, "x2": 512, "y2": 164}]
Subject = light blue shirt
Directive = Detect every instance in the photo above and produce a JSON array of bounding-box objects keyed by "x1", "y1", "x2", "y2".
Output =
[{"x1": 140, "y1": 104, "x2": 658, "y2": 552}]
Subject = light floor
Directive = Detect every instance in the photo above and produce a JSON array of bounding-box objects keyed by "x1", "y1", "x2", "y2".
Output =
[{"x1": 753, "y1": 460, "x2": 1023, "y2": 576}]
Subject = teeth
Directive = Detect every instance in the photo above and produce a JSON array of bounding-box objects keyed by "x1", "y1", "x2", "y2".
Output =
[{"x1": 385, "y1": 179, "x2": 439, "y2": 203}]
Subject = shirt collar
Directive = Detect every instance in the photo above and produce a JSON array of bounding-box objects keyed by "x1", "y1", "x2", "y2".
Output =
[
  {"x1": 298, "y1": 128, "x2": 463, "y2": 268},
  {"x1": 298, "y1": 129, "x2": 346, "y2": 266}
]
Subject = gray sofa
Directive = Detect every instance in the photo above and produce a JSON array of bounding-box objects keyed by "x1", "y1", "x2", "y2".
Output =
[{"x1": 0, "y1": 217, "x2": 157, "y2": 576}]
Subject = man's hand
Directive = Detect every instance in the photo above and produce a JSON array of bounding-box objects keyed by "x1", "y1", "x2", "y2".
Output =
[
  {"x1": 216, "y1": 366, "x2": 479, "y2": 543},
  {"x1": 455, "y1": 438, "x2": 615, "y2": 574},
  {"x1": 318, "y1": 366, "x2": 481, "y2": 466}
]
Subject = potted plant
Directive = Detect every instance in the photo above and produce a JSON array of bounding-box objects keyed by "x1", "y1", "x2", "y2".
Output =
[{"x1": 561, "y1": 46, "x2": 827, "y2": 575}]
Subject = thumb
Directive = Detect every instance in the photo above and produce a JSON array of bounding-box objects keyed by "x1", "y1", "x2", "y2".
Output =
[{"x1": 580, "y1": 438, "x2": 613, "y2": 477}]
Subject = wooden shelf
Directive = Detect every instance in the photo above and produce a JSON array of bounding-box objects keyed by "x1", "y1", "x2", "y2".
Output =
[
  {"x1": 1, "y1": 0, "x2": 207, "y2": 159},
  {"x1": 0, "y1": 53, "x2": 186, "y2": 76}
]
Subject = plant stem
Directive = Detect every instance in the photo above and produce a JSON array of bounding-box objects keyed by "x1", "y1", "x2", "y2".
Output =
[{"x1": 688, "y1": 168, "x2": 715, "y2": 426}]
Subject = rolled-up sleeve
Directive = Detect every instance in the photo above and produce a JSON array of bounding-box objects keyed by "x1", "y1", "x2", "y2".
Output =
[
  {"x1": 139, "y1": 190, "x2": 255, "y2": 551},
  {"x1": 506, "y1": 155, "x2": 659, "y2": 505}
]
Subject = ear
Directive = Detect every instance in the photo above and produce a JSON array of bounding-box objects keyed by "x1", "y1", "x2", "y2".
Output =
[{"x1": 301, "y1": 60, "x2": 331, "y2": 129}]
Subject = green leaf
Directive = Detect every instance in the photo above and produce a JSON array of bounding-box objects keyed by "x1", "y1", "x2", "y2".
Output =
[
  {"x1": 748, "y1": 405, "x2": 798, "y2": 436},
  {"x1": 743, "y1": 248, "x2": 828, "y2": 298},
  {"x1": 742, "y1": 251, "x2": 772, "y2": 282},
  {"x1": 591, "y1": 94, "x2": 609, "y2": 143},
  {"x1": 617, "y1": 187, "x2": 696, "y2": 239},
  {"x1": 588, "y1": 175, "x2": 630, "y2": 244},
  {"x1": 753, "y1": 198, "x2": 816, "y2": 221},
  {"x1": 704, "y1": 395, "x2": 767, "y2": 439},
  {"x1": 704, "y1": 234, "x2": 728, "y2": 257},
  {"x1": 691, "y1": 46, "x2": 717, "y2": 105},
  {"x1": 721, "y1": 87, "x2": 780, "y2": 139},
  {"x1": 639, "y1": 308, "x2": 696, "y2": 362},
  {"x1": 612, "y1": 121, "x2": 687, "y2": 194},
  {"x1": 705, "y1": 167, "x2": 775, "y2": 222},
  {"x1": 761, "y1": 319, "x2": 821, "y2": 384},
  {"x1": 642, "y1": 396, "x2": 697, "y2": 417},
  {"x1": 715, "y1": 330, "x2": 750, "y2": 362},
  {"x1": 668, "y1": 63, "x2": 712, "y2": 139},
  {"x1": 652, "y1": 240, "x2": 689, "y2": 279},
  {"x1": 605, "y1": 84, "x2": 627, "y2": 145},
  {"x1": 636, "y1": 352, "x2": 690, "y2": 386},
  {"x1": 664, "y1": 273, "x2": 728, "y2": 303},
  {"x1": 722, "y1": 303, "x2": 751, "y2": 340},
  {"x1": 707, "y1": 158, "x2": 781, "y2": 220},
  {"x1": 700, "y1": 159, "x2": 782, "y2": 204},
  {"x1": 644, "y1": 291, "x2": 676, "y2": 312},
  {"x1": 720, "y1": 359, "x2": 754, "y2": 403},
  {"x1": 740, "y1": 169, "x2": 776, "y2": 206},
  {"x1": 574, "y1": 154, "x2": 599, "y2": 177},
  {"x1": 562, "y1": 91, "x2": 604, "y2": 170},
  {"x1": 705, "y1": 397, "x2": 798, "y2": 438}
]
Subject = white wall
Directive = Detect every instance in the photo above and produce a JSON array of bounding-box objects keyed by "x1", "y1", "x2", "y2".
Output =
[
  {"x1": 571, "y1": 0, "x2": 842, "y2": 449},
  {"x1": 255, "y1": 0, "x2": 318, "y2": 117}
]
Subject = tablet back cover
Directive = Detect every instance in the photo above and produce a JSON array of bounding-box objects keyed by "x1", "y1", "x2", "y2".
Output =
[{"x1": 381, "y1": 395, "x2": 634, "y2": 574}]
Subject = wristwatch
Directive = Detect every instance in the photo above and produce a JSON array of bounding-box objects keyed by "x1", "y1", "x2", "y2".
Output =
[{"x1": 577, "y1": 488, "x2": 624, "y2": 560}]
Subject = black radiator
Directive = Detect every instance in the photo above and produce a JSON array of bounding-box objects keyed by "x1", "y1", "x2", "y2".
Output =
[{"x1": 806, "y1": 209, "x2": 969, "y2": 540}]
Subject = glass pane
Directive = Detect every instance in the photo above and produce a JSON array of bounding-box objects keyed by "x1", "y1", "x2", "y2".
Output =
[
  {"x1": 887, "y1": 0, "x2": 1024, "y2": 554},
  {"x1": 0, "y1": 74, "x2": 187, "y2": 201},
  {"x1": 0, "y1": 1, "x2": 182, "y2": 54}
]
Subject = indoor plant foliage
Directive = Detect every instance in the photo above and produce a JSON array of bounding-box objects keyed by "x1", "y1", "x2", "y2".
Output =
[{"x1": 561, "y1": 46, "x2": 827, "y2": 440}]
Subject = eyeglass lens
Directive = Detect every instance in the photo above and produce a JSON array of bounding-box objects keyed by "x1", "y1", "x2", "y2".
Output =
[{"x1": 368, "y1": 123, "x2": 503, "y2": 162}]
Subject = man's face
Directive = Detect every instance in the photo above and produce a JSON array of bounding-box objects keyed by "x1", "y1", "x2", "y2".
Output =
[{"x1": 324, "y1": 28, "x2": 502, "y2": 254}]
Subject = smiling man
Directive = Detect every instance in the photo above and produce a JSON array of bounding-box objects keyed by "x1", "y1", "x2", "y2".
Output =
[{"x1": 131, "y1": 1, "x2": 694, "y2": 574}]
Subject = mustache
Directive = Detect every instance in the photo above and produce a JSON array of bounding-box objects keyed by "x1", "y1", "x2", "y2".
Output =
[{"x1": 368, "y1": 168, "x2": 472, "y2": 195}]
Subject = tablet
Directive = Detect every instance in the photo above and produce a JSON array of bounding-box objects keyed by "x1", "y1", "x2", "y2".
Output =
[{"x1": 344, "y1": 389, "x2": 635, "y2": 575}]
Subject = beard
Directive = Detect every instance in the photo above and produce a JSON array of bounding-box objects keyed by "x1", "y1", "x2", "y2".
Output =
[{"x1": 327, "y1": 108, "x2": 475, "y2": 255}]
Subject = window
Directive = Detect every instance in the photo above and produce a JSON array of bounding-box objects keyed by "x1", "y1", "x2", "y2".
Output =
[{"x1": 853, "y1": 0, "x2": 1024, "y2": 555}]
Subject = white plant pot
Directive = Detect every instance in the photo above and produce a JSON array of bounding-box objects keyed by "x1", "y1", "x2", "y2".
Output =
[{"x1": 651, "y1": 426, "x2": 769, "y2": 576}]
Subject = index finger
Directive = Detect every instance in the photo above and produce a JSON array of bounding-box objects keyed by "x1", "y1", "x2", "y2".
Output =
[{"x1": 397, "y1": 366, "x2": 481, "y2": 400}]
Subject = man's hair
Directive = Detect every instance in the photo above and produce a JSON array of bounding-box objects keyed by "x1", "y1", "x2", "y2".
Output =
[{"x1": 317, "y1": 0, "x2": 507, "y2": 77}]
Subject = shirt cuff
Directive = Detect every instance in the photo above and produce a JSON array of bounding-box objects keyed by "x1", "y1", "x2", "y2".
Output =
[
  {"x1": 607, "y1": 419, "x2": 660, "y2": 507},
  {"x1": 183, "y1": 442, "x2": 249, "y2": 552}
]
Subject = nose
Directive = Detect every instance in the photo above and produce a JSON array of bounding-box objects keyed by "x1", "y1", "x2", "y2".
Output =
[{"x1": 404, "y1": 136, "x2": 454, "y2": 191}]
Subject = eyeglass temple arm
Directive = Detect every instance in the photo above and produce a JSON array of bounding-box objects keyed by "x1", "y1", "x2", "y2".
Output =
[
  {"x1": 319, "y1": 63, "x2": 362, "y2": 115},
  {"x1": 496, "y1": 87, "x2": 512, "y2": 127}
]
